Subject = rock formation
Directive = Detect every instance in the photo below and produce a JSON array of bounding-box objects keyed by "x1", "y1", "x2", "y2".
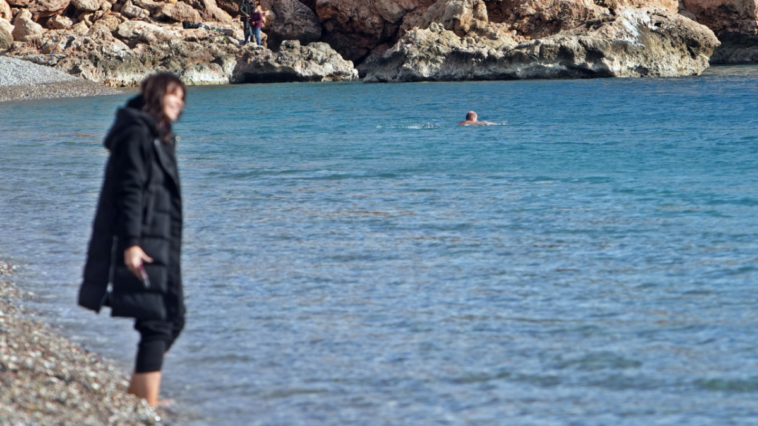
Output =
[
  {"x1": 680, "y1": 0, "x2": 758, "y2": 63},
  {"x1": 363, "y1": 3, "x2": 719, "y2": 81},
  {"x1": 0, "y1": 0, "x2": 752, "y2": 86},
  {"x1": 1, "y1": 0, "x2": 358, "y2": 86},
  {"x1": 259, "y1": 0, "x2": 321, "y2": 49},
  {"x1": 232, "y1": 39, "x2": 358, "y2": 82}
]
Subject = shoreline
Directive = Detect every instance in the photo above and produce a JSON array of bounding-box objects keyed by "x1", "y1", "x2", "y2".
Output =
[
  {"x1": 1, "y1": 58, "x2": 754, "y2": 105},
  {"x1": 0, "y1": 260, "x2": 163, "y2": 424},
  {"x1": 0, "y1": 56, "x2": 123, "y2": 103}
]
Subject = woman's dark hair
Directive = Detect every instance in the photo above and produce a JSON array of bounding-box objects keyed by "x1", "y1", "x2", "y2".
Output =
[{"x1": 140, "y1": 72, "x2": 186, "y2": 143}]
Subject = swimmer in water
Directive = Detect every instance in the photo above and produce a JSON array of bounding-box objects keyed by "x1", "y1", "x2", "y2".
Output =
[{"x1": 458, "y1": 111, "x2": 494, "y2": 126}]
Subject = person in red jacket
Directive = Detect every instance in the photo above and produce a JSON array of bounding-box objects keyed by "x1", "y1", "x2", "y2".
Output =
[{"x1": 249, "y1": 4, "x2": 264, "y2": 46}]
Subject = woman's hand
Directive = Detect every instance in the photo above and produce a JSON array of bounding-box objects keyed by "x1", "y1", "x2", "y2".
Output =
[{"x1": 124, "y1": 246, "x2": 153, "y2": 279}]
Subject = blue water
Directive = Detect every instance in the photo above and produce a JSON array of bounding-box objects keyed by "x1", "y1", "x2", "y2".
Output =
[{"x1": 2, "y1": 67, "x2": 758, "y2": 425}]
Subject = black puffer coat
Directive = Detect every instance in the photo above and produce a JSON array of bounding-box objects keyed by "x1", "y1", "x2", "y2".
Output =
[{"x1": 79, "y1": 96, "x2": 184, "y2": 322}]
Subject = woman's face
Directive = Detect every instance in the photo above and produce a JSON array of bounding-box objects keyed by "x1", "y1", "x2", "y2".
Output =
[{"x1": 163, "y1": 86, "x2": 185, "y2": 122}]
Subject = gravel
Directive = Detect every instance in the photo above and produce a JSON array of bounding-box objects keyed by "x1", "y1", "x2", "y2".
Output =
[
  {"x1": 0, "y1": 57, "x2": 122, "y2": 102},
  {"x1": 0, "y1": 260, "x2": 169, "y2": 425}
]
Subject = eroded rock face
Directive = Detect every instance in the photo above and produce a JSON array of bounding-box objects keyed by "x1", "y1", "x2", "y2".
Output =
[
  {"x1": 483, "y1": 0, "x2": 610, "y2": 39},
  {"x1": 0, "y1": 0, "x2": 735, "y2": 85},
  {"x1": 260, "y1": 0, "x2": 321, "y2": 49},
  {"x1": 679, "y1": 0, "x2": 758, "y2": 63},
  {"x1": 316, "y1": 0, "x2": 400, "y2": 61},
  {"x1": 680, "y1": 0, "x2": 758, "y2": 36},
  {"x1": 364, "y1": 7, "x2": 719, "y2": 82},
  {"x1": 231, "y1": 39, "x2": 358, "y2": 83}
]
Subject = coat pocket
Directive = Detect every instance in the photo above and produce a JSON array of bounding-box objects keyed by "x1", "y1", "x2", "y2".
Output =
[
  {"x1": 111, "y1": 264, "x2": 169, "y2": 321},
  {"x1": 113, "y1": 263, "x2": 168, "y2": 293},
  {"x1": 111, "y1": 291, "x2": 167, "y2": 321}
]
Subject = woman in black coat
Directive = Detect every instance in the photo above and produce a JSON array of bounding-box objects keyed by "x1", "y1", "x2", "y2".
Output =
[{"x1": 79, "y1": 72, "x2": 186, "y2": 407}]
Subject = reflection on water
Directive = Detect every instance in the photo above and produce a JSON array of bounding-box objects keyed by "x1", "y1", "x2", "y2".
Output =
[{"x1": 1, "y1": 70, "x2": 758, "y2": 425}]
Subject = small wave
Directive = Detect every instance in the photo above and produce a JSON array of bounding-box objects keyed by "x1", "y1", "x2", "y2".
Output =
[
  {"x1": 404, "y1": 123, "x2": 441, "y2": 129},
  {"x1": 381, "y1": 123, "x2": 441, "y2": 129}
]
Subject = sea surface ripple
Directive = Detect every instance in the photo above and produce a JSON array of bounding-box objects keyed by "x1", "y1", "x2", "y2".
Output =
[{"x1": 2, "y1": 67, "x2": 758, "y2": 425}]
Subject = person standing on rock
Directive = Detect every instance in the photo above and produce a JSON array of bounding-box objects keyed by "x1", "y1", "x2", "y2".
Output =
[
  {"x1": 239, "y1": 0, "x2": 254, "y2": 44},
  {"x1": 249, "y1": 4, "x2": 265, "y2": 46},
  {"x1": 78, "y1": 72, "x2": 187, "y2": 408}
]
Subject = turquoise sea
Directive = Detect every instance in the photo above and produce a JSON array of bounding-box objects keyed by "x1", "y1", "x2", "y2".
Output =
[{"x1": 2, "y1": 68, "x2": 758, "y2": 425}]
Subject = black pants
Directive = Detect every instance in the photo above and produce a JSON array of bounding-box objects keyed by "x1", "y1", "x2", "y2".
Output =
[
  {"x1": 134, "y1": 317, "x2": 184, "y2": 373},
  {"x1": 243, "y1": 19, "x2": 251, "y2": 43}
]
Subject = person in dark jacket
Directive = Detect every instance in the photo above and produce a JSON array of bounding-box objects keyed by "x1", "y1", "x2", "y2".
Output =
[
  {"x1": 239, "y1": 0, "x2": 254, "y2": 44},
  {"x1": 79, "y1": 72, "x2": 186, "y2": 407}
]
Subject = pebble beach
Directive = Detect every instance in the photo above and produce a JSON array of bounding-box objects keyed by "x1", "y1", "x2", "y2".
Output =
[
  {"x1": 0, "y1": 57, "x2": 122, "y2": 103},
  {"x1": 0, "y1": 260, "x2": 164, "y2": 425}
]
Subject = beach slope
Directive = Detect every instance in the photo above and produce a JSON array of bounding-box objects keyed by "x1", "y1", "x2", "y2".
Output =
[
  {"x1": 0, "y1": 56, "x2": 121, "y2": 102},
  {"x1": 0, "y1": 261, "x2": 160, "y2": 425}
]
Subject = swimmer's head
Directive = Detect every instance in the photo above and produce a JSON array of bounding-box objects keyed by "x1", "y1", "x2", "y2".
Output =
[{"x1": 466, "y1": 111, "x2": 477, "y2": 121}]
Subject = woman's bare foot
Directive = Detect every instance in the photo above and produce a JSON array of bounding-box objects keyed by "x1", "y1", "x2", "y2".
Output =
[{"x1": 157, "y1": 399, "x2": 174, "y2": 408}]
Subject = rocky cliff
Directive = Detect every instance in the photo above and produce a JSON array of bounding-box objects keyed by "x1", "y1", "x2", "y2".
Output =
[
  {"x1": 680, "y1": 0, "x2": 758, "y2": 63},
  {"x1": 0, "y1": 0, "x2": 358, "y2": 86},
  {"x1": 0, "y1": 0, "x2": 749, "y2": 86},
  {"x1": 362, "y1": 1, "x2": 719, "y2": 81}
]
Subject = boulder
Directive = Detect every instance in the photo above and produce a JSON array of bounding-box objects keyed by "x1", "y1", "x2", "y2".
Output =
[
  {"x1": 115, "y1": 19, "x2": 171, "y2": 43},
  {"x1": 183, "y1": 0, "x2": 232, "y2": 22},
  {"x1": 156, "y1": 2, "x2": 201, "y2": 22},
  {"x1": 28, "y1": 0, "x2": 70, "y2": 16},
  {"x1": 12, "y1": 10, "x2": 44, "y2": 41},
  {"x1": 131, "y1": 0, "x2": 162, "y2": 12},
  {"x1": 5, "y1": 0, "x2": 30, "y2": 7},
  {"x1": 372, "y1": 0, "x2": 426, "y2": 24},
  {"x1": 72, "y1": 0, "x2": 101, "y2": 12},
  {"x1": 0, "y1": 16, "x2": 13, "y2": 34},
  {"x1": 363, "y1": 7, "x2": 719, "y2": 82},
  {"x1": 121, "y1": 0, "x2": 150, "y2": 18},
  {"x1": 0, "y1": 0, "x2": 11, "y2": 21},
  {"x1": 86, "y1": 12, "x2": 119, "y2": 39},
  {"x1": 71, "y1": 19, "x2": 88, "y2": 34},
  {"x1": 14, "y1": 8, "x2": 31, "y2": 21},
  {"x1": 231, "y1": 39, "x2": 358, "y2": 83},
  {"x1": 47, "y1": 13, "x2": 73, "y2": 28},
  {"x1": 0, "y1": 18, "x2": 12, "y2": 48},
  {"x1": 259, "y1": 0, "x2": 321, "y2": 49}
]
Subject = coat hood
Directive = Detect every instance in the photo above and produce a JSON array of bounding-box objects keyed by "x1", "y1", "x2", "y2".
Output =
[{"x1": 103, "y1": 95, "x2": 159, "y2": 151}]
